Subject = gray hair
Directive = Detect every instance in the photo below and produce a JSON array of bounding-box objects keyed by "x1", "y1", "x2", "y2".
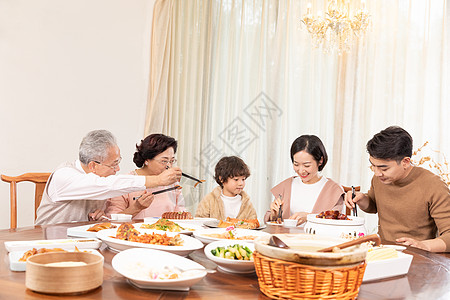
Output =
[{"x1": 79, "y1": 130, "x2": 117, "y2": 165}]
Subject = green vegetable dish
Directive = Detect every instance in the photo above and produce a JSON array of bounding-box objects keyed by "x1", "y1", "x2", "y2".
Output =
[{"x1": 210, "y1": 244, "x2": 253, "y2": 260}]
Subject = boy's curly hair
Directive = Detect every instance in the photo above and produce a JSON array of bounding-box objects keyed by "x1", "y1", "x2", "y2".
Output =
[{"x1": 214, "y1": 156, "x2": 250, "y2": 188}]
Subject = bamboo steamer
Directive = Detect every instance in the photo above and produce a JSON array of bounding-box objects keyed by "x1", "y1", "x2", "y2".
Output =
[
  {"x1": 26, "y1": 252, "x2": 103, "y2": 294},
  {"x1": 254, "y1": 233, "x2": 367, "y2": 266}
]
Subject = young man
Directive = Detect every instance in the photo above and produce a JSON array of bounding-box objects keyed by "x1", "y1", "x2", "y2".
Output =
[
  {"x1": 35, "y1": 130, "x2": 182, "y2": 225},
  {"x1": 345, "y1": 126, "x2": 450, "y2": 252}
]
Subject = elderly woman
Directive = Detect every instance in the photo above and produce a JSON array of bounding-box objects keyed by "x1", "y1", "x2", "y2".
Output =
[
  {"x1": 104, "y1": 134, "x2": 185, "y2": 218},
  {"x1": 265, "y1": 135, "x2": 344, "y2": 225}
]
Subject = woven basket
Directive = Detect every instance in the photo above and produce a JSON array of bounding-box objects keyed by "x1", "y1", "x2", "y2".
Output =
[{"x1": 253, "y1": 251, "x2": 366, "y2": 300}]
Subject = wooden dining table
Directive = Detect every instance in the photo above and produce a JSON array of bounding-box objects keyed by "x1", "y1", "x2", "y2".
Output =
[{"x1": 1, "y1": 221, "x2": 449, "y2": 300}]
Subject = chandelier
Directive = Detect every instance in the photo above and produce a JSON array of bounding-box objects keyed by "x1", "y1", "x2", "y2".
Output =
[{"x1": 301, "y1": 0, "x2": 370, "y2": 54}]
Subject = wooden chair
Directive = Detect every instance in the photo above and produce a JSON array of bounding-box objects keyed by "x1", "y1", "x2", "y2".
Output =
[
  {"x1": 342, "y1": 185, "x2": 361, "y2": 216},
  {"x1": 1, "y1": 173, "x2": 51, "y2": 229}
]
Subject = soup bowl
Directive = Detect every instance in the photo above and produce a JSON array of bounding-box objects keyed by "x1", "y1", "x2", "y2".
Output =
[{"x1": 254, "y1": 233, "x2": 368, "y2": 266}]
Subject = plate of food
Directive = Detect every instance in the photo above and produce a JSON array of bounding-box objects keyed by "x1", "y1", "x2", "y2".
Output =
[
  {"x1": 193, "y1": 228, "x2": 270, "y2": 244},
  {"x1": 363, "y1": 246, "x2": 413, "y2": 281},
  {"x1": 144, "y1": 216, "x2": 216, "y2": 227},
  {"x1": 204, "y1": 240, "x2": 255, "y2": 274},
  {"x1": 67, "y1": 222, "x2": 119, "y2": 238},
  {"x1": 112, "y1": 248, "x2": 207, "y2": 291},
  {"x1": 203, "y1": 217, "x2": 266, "y2": 230},
  {"x1": 4, "y1": 238, "x2": 102, "y2": 252},
  {"x1": 8, "y1": 248, "x2": 103, "y2": 271},
  {"x1": 266, "y1": 220, "x2": 284, "y2": 226},
  {"x1": 135, "y1": 219, "x2": 203, "y2": 235},
  {"x1": 96, "y1": 223, "x2": 203, "y2": 256}
]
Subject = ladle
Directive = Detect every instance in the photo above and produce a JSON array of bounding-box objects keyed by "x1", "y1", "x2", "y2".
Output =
[
  {"x1": 268, "y1": 235, "x2": 289, "y2": 249},
  {"x1": 317, "y1": 234, "x2": 381, "y2": 253}
]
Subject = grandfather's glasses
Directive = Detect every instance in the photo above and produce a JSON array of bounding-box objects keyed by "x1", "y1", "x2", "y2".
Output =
[
  {"x1": 154, "y1": 158, "x2": 177, "y2": 166},
  {"x1": 94, "y1": 157, "x2": 122, "y2": 170}
]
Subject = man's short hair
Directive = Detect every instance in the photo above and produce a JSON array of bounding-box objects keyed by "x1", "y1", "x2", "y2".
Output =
[
  {"x1": 366, "y1": 126, "x2": 413, "y2": 162},
  {"x1": 79, "y1": 130, "x2": 117, "y2": 165}
]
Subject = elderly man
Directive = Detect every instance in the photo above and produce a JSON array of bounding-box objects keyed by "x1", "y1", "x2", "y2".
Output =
[
  {"x1": 35, "y1": 130, "x2": 182, "y2": 225},
  {"x1": 345, "y1": 126, "x2": 450, "y2": 252}
]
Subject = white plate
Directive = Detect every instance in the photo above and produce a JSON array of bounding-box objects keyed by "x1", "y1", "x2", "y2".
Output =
[
  {"x1": 67, "y1": 223, "x2": 120, "y2": 238},
  {"x1": 96, "y1": 228, "x2": 203, "y2": 256},
  {"x1": 4, "y1": 238, "x2": 102, "y2": 252},
  {"x1": 8, "y1": 249, "x2": 103, "y2": 272},
  {"x1": 363, "y1": 252, "x2": 413, "y2": 282},
  {"x1": 204, "y1": 240, "x2": 255, "y2": 274},
  {"x1": 144, "y1": 217, "x2": 215, "y2": 227},
  {"x1": 193, "y1": 228, "x2": 270, "y2": 244},
  {"x1": 203, "y1": 220, "x2": 266, "y2": 230},
  {"x1": 134, "y1": 222, "x2": 203, "y2": 235},
  {"x1": 112, "y1": 248, "x2": 207, "y2": 291},
  {"x1": 266, "y1": 221, "x2": 284, "y2": 226}
]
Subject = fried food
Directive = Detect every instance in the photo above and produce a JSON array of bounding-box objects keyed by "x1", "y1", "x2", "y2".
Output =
[
  {"x1": 116, "y1": 223, "x2": 140, "y2": 240},
  {"x1": 218, "y1": 217, "x2": 260, "y2": 229},
  {"x1": 87, "y1": 222, "x2": 117, "y2": 232},
  {"x1": 140, "y1": 219, "x2": 185, "y2": 232},
  {"x1": 19, "y1": 248, "x2": 67, "y2": 261},
  {"x1": 161, "y1": 211, "x2": 193, "y2": 220},
  {"x1": 316, "y1": 210, "x2": 349, "y2": 220}
]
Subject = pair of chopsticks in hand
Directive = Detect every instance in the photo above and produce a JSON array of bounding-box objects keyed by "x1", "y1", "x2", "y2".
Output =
[
  {"x1": 351, "y1": 186, "x2": 358, "y2": 217},
  {"x1": 132, "y1": 172, "x2": 205, "y2": 201},
  {"x1": 133, "y1": 185, "x2": 182, "y2": 200}
]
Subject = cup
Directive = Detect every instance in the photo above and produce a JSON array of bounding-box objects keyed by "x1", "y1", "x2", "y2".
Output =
[
  {"x1": 111, "y1": 214, "x2": 132, "y2": 221},
  {"x1": 283, "y1": 219, "x2": 298, "y2": 227}
]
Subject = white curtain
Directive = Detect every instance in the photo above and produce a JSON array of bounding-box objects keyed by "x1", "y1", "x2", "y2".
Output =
[{"x1": 145, "y1": 0, "x2": 449, "y2": 231}]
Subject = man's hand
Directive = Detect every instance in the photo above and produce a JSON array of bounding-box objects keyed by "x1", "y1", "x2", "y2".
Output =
[
  {"x1": 88, "y1": 209, "x2": 106, "y2": 221},
  {"x1": 396, "y1": 237, "x2": 447, "y2": 252},
  {"x1": 157, "y1": 167, "x2": 182, "y2": 186},
  {"x1": 344, "y1": 191, "x2": 369, "y2": 211}
]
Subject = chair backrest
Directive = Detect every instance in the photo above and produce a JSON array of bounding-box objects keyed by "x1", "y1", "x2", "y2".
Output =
[
  {"x1": 342, "y1": 185, "x2": 361, "y2": 216},
  {"x1": 1, "y1": 173, "x2": 51, "y2": 229}
]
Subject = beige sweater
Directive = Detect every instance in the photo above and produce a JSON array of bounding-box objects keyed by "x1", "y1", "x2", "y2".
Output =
[
  {"x1": 195, "y1": 186, "x2": 257, "y2": 220},
  {"x1": 365, "y1": 166, "x2": 450, "y2": 251}
]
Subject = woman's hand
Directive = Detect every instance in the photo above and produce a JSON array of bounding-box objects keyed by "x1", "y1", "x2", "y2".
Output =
[
  {"x1": 269, "y1": 196, "x2": 283, "y2": 218},
  {"x1": 88, "y1": 209, "x2": 106, "y2": 221},
  {"x1": 289, "y1": 212, "x2": 309, "y2": 225},
  {"x1": 134, "y1": 192, "x2": 155, "y2": 210}
]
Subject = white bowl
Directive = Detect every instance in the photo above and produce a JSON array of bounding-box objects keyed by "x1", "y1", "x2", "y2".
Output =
[
  {"x1": 304, "y1": 213, "x2": 367, "y2": 238},
  {"x1": 111, "y1": 214, "x2": 132, "y2": 221},
  {"x1": 283, "y1": 219, "x2": 298, "y2": 227},
  {"x1": 204, "y1": 240, "x2": 255, "y2": 274},
  {"x1": 112, "y1": 248, "x2": 207, "y2": 291}
]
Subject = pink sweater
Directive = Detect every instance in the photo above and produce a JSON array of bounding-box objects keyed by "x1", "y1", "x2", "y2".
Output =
[
  {"x1": 264, "y1": 176, "x2": 344, "y2": 222},
  {"x1": 104, "y1": 170, "x2": 185, "y2": 219}
]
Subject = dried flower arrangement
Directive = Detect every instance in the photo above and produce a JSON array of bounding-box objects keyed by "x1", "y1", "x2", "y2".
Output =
[{"x1": 411, "y1": 141, "x2": 450, "y2": 186}]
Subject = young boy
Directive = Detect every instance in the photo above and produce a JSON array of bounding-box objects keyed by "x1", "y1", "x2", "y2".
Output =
[{"x1": 195, "y1": 156, "x2": 257, "y2": 220}]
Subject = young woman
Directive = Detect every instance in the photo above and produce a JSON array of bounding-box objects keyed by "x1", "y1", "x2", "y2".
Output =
[{"x1": 265, "y1": 135, "x2": 344, "y2": 225}]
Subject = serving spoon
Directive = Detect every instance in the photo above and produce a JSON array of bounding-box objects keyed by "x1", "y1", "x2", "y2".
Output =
[
  {"x1": 317, "y1": 234, "x2": 381, "y2": 252},
  {"x1": 268, "y1": 235, "x2": 289, "y2": 249}
]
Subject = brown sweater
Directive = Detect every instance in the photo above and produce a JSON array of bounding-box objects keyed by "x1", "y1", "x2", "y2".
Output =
[{"x1": 365, "y1": 166, "x2": 450, "y2": 251}]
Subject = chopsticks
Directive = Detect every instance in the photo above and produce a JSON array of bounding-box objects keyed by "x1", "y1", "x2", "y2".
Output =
[
  {"x1": 352, "y1": 186, "x2": 358, "y2": 217},
  {"x1": 276, "y1": 194, "x2": 283, "y2": 224},
  {"x1": 133, "y1": 185, "x2": 182, "y2": 201},
  {"x1": 182, "y1": 172, "x2": 205, "y2": 187}
]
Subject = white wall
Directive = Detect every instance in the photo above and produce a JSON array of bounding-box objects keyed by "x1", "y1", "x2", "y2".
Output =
[{"x1": 0, "y1": 0, "x2": 156, "y2": 229}]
